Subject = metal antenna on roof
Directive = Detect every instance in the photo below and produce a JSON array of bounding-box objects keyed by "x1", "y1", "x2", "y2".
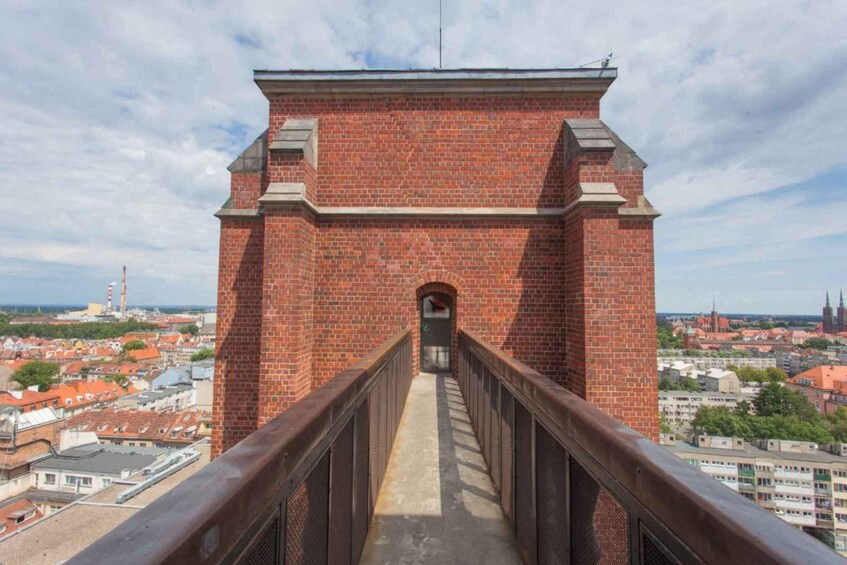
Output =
[
  {"x1": 578, "y1": 53, "x2": 613, "y2": 68},
  {"x1": 439, "y1": 0, "x2": 443, "y2": 69}
]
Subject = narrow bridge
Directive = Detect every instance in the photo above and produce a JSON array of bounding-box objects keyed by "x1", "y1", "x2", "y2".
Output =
[{"x1": 72, "y1": 331, "x2": 841, "y2": 564}]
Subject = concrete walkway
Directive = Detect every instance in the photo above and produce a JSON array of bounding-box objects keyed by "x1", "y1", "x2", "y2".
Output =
[{"x1": 361, "y1": 373, "x2": 521, "y2": 565}]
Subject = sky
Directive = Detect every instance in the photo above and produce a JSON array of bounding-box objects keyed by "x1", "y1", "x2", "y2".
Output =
[{"x1": 0, "y1": 1, "x2": 845, "y2": 314}]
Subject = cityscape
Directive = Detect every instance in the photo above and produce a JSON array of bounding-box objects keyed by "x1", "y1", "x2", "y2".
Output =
[{"x1": 1, "y1": 1, "x2": 846, "y2": 564}]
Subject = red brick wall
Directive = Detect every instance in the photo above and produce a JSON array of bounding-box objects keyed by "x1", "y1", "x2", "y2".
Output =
[
  {"x1": 213, "y1": 91, "x2": 658, "y2": 456},
  {"x1": 212, "y1": 217, "x2": 264, "y2": 455},
  {"x1": 311, "y1": 218, "x2": 566, "y2": 386},
  {"x1": 266, "y1": 96, "x2": 599, "y2": 208},
  {"x1": 256, "y1": 209, "x2": 316, "y2": 426}
]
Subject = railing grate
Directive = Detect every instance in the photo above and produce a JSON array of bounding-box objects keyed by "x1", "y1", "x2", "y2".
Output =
[
  {"x1": 352, "y1": 401, "x2": 370, "y2": 562},
  {"x1": 241, "y1": 514, "x2": 279, "y2": 565},
  {"x1": 500, "y1": 387, "x2": 514, "y2": 524},
  {"x1": 328, "y1": 420, "x2": 354, "y2": 564},
  {"x1": 514, "y1": 399, "x2": 534, "y2": 563},
  {"x1": 536, "y1": 423, "x2": 568, "y2": 565},
  {"x1": 642, "y1": 530, "x2": 678, "y2": 565},
  {"x1": 285, "y1": 451, "x2": 330, "y2": 565},
  {"x1": 570, "y1": 458, "x2": 630, "y2": 565}
]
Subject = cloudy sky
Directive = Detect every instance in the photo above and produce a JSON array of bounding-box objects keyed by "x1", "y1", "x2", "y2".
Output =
[{"x1": 0, "y1": 1, "x2": 845, "y2": 314}]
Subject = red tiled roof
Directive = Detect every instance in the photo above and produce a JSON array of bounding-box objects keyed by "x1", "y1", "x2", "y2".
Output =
[
  {"x1": 128, "y1": 348, "x2": 160, "y2": 361},
  {"x1": 61, "y1": 409, "x2": 203, "y2": 444},
  {"x1": 789, "y1": 366, "x2": 847, "y2": 391},
  {"x1": 0, "y1": 499, "x2": 43, "y2": 537}
]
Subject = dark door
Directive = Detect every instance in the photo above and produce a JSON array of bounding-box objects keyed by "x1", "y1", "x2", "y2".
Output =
[{"x1": 420, "y1": 293, "x2": 453, "y2": 372}]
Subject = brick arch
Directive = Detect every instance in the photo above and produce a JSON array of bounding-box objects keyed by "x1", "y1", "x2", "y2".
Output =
[{"x1": 408, "y1": 270, "x2": 466, "y2": 300}]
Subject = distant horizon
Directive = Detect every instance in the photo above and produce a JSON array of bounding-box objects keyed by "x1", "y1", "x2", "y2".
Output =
[{"x1": 0, "y1": 304, "x2": 824, "y2": 319}]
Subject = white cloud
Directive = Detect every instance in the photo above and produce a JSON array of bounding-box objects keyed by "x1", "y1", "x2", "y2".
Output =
[{"x1": 0, "y1": 0, "x2": 845, "y2": 311}]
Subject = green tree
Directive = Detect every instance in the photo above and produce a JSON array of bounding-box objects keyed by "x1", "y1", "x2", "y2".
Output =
[
  {"x1": 734, "y1": 400, "x2": 751, "y2": 416},
  {"x1": 659, "y1": 412, "x2": 672, "y2": 434},
  {"x1": 105, "y1": 373, "x2": 130, "y2": 389},
  {"x1": 0, "y1": 319, "x2": 159, "y2": 340},
  {"x1": 190, "y1": 348, "x2": 215, "y2": 362},
  {"x1": 179, "y1": 324, "x2": 199, "y2": 336},
  {"x1": 691, "y1": 406, "x2": 752, "y2": 438},
  {"x1": 765, "y1": 366, "x2": 788, "y2": 383},
  {"x1": 121, "y1": 340, "x2": 146, "y2": 354},
  {"x1": 825, "y1": 408, "x2": 847, "y2": 442},
  {"x1": 800, "y1": 337, "x2": 834, "y2": 351},
  {"x1": 12, "y1": 361, "x2": 60, "y2": 392},
  {"x1": 753, "y1": 383, "x2": 817, "y2": 420}
]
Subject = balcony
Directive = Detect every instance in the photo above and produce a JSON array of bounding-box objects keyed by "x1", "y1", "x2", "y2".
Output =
[{"x1": 71, "y1": 330, "x2": 842, "y2": 564}]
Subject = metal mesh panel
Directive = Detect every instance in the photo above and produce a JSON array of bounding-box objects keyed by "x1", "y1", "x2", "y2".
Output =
[
  {"x1": 328, "y1": 420, "x2": 354, "y2": 565},
  {"x1": 285, "y1": 452, "x2": 330, "y2": 565},
  {"x1": 352, "y1": 402, "x2": 370, "y2": 563},
  {"x1": 388, "y1": 365, "x2": 396, "y2": 452},
  {"x1": 641, "y1": 529, "x2": 678, "y2": 565},
  {"x1": 482, "y1": 370, "x2": 491, "y2": 463},
  {"x1": 570, "y1": 459, "x2": 630, "y2": 565},
  {"x1": 514, "y1": 400, "x2": 534, "y2": 563},
  {"x1": 240, "y1": 514, "x2": 279, "y2": 565},
  {"x1": 490, "y1": 378, "x2": 501, "y2": 492},
  {"x1": 368, "y1": 382, "x2": 379, "y2": 518},
  {"x1": 536, "y1": 423, "x2": 568, "y2": 565},
  {"x1": 500, "y1": 387, "x2": 514, "y2": 524},
  {"x1": 378, "y1": 375, "x2": 388, "y2": 488}
]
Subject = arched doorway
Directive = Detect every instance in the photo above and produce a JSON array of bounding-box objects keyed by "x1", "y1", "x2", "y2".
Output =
[{"x1": 420, "y1": 292, "x2": 453, "y2": 372}]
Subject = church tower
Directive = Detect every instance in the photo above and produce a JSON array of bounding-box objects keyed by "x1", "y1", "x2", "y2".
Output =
[
  {"x1": 823, "y1": 291, "x2": 835, "y2": 334},
  {"x1": 837, "y1": 290, "x2": 847, "y2": 333},
  {"x1": 710, "y1": 297, "x2": 719, "y2": 333}
]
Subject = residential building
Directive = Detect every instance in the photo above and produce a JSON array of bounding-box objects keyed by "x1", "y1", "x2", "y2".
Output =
[
  {"x1": 659, "y1": 391, "x2": 753, "y2": 426},
  {"x1": 0, "y1": 441, "x2": 210, "y2": 562},
  {"x1": 663, "y1": 435, "x2": 847, "y2": 554},
  {"x1": 0, "y1": 406, "x2": 60, "y2": 488},
  {"x1": 52, "y1": 380, "x2": 130, "y2": 417},
  {"x1": 787, "y1": 366, "x2": 847, "y2": 413},
  {"x1": 0, "y1": 389, "x2": 61, "y2": 414},
  {"x1": 658, "y1": 353, "x2": 776, "y2": 371},
  {"x1": 115, "y1": 383, "x2": 193, "y2": 412},
  {"x1": 61, "y1": 409, "x2": 204, "y2": 448},
  {"x1": 31, "y1": 443, "x2": 169, "y2": 495},
  {"x1": 0, "y1": 499, "x2": 42, "y2": 538},
  {"x1": 698, "y1": 368, "x2": 742, "y2": 393}
]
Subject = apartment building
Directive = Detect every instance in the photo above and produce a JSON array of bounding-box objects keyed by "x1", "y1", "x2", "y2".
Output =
[
  {"x1": 663, "y1": 435, "x2": 847, "y2": 554},
  {"x1": 115, "y1": 383, "x2": 193, "y2": 412},
  {"x1": 659, "y1": 391, "x2": 753, "y2": 426},
  {"x1": 658, "y1": 353, "x2": 776, "y2": 371}
]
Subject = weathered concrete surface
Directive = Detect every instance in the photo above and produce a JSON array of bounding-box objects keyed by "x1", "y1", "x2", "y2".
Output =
[{"x1": 361, "y1": 373, "x2": 520, "y2": 564}]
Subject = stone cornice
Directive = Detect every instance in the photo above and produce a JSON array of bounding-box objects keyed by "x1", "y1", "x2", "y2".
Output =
[
  {"x1": 217, "y1": 181, "x2": 660, "y2": 222},
  {"x1": 254, "y1": 68, "x2": 616, "y2": 98}
]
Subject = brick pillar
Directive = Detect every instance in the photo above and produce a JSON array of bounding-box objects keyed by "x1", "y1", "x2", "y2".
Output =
[
  {"x1": 562, "y1": 119, "x2": 659, "y2": 439},
  {"x1": 255, "y1": 207, "x2": 316, "y2": 426},
  {"x1": 212, "y1": 217, "x2": 264, "y2": 457},
  {"x1": 211, "y1": 132, "x2": 267, "y2": 458}
]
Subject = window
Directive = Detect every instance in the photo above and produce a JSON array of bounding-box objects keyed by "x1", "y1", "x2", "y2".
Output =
[
  {"x1": 102, "y1": 478, "x2": 112, "y2": 486},
  {"x1": 65, "y1": 475, "x2": 92, "y2": 488},
  {"x1": 421, "y1": 295, "x2": 450, "y2": 319},
  {"x1": 43, "y1": 473, "x2": 56, "y2": 485}
]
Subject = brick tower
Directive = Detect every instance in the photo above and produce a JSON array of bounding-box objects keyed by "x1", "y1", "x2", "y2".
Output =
[
  {"x1": 838, "y1": 290, "x2": 847, "y2": 333},
  {"x1": 823, "y1": 290, "x2": 835, "y2": 334},
  {"x1": 212, "y1": 69, "x2": 661, "y2": 456}
]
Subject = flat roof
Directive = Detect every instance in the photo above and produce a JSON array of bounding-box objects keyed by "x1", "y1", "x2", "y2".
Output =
[
  {"x1": 0, "y1": 442, "x2": 210, "y2": 564},
  {"x1": 666, "y1": 440, "x2": 847, "y2": 465},
  {"x1": 254, "y1": 68, "x2": 617, "y2": 97},
  {"x1": 31, "y1": 445, "x2": 166, "y2": 474}
]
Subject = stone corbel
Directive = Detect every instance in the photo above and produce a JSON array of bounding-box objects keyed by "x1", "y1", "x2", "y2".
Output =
[
  {"x1": 618, "y1": 195, "x2": 661, "y2": 220},
  {"x1": 269, "y1": 118, "x2": 318, "y2": 168}
]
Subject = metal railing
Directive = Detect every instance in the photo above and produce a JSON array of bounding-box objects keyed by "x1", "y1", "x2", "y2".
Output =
[
  {"x1": 72, "y1": 329, "x2": 412, "y2": 564},
  {"x1": 458, "y1": 330, "x2": 842, "y2": 565}
]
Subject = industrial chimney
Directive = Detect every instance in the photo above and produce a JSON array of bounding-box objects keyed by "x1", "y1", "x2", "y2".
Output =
[{"x1": 120, "y1": 266, "x2": 127, "y2": 318}]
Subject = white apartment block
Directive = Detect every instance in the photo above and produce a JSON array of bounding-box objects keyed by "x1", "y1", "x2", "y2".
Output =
[
  {"x1": 659, "y1": 391, "x2": 752, "y2": 426},
  {"x1": 663, "y1": 435, "x2": 847, "y2": 554}
]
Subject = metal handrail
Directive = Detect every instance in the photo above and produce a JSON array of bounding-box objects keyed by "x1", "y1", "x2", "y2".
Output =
[
  {"x1": 459, "y1": 329, "x2": 842, "y2": 564},
  {"x1": 71, "y1": 329, "x2": 411, "y2": 564}
]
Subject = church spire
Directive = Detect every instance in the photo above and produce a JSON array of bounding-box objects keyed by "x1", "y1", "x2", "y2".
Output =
[
  {"x1": 827, "y1": 289, "x2": 831, "y2": 307},
  {"x1": 841, "y1": 289, "x2": 844, "y2": 308}
]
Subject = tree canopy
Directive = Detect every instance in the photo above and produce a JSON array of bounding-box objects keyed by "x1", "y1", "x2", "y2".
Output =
[
  {"x1": 691, "y1": 384, "x2": 847, "y2": 444},
  {"x1": 180, "y1": 324, "x2": 199, "y2": 336},
  {"x1": 0, "y1": 319, "x2": 159, "y2": 340},
  {"x1": 727, "y1": 365, "x2": 788, "y2": 384},
  {"x1": 190, "y1": 348, "x2": 215, "y2": 362},
  {"x1": 121, "y1": 340, "x2": 146, "y2": 353},
  {"x1": 12, "y1": 361, "x2": 60, "y2": 392},
  {"x1": 800, "y1": 337, "x2": 834, "y2": 350},
  {"x1": 659, "y1": 375, "x2": 699, "y2": 392}
]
